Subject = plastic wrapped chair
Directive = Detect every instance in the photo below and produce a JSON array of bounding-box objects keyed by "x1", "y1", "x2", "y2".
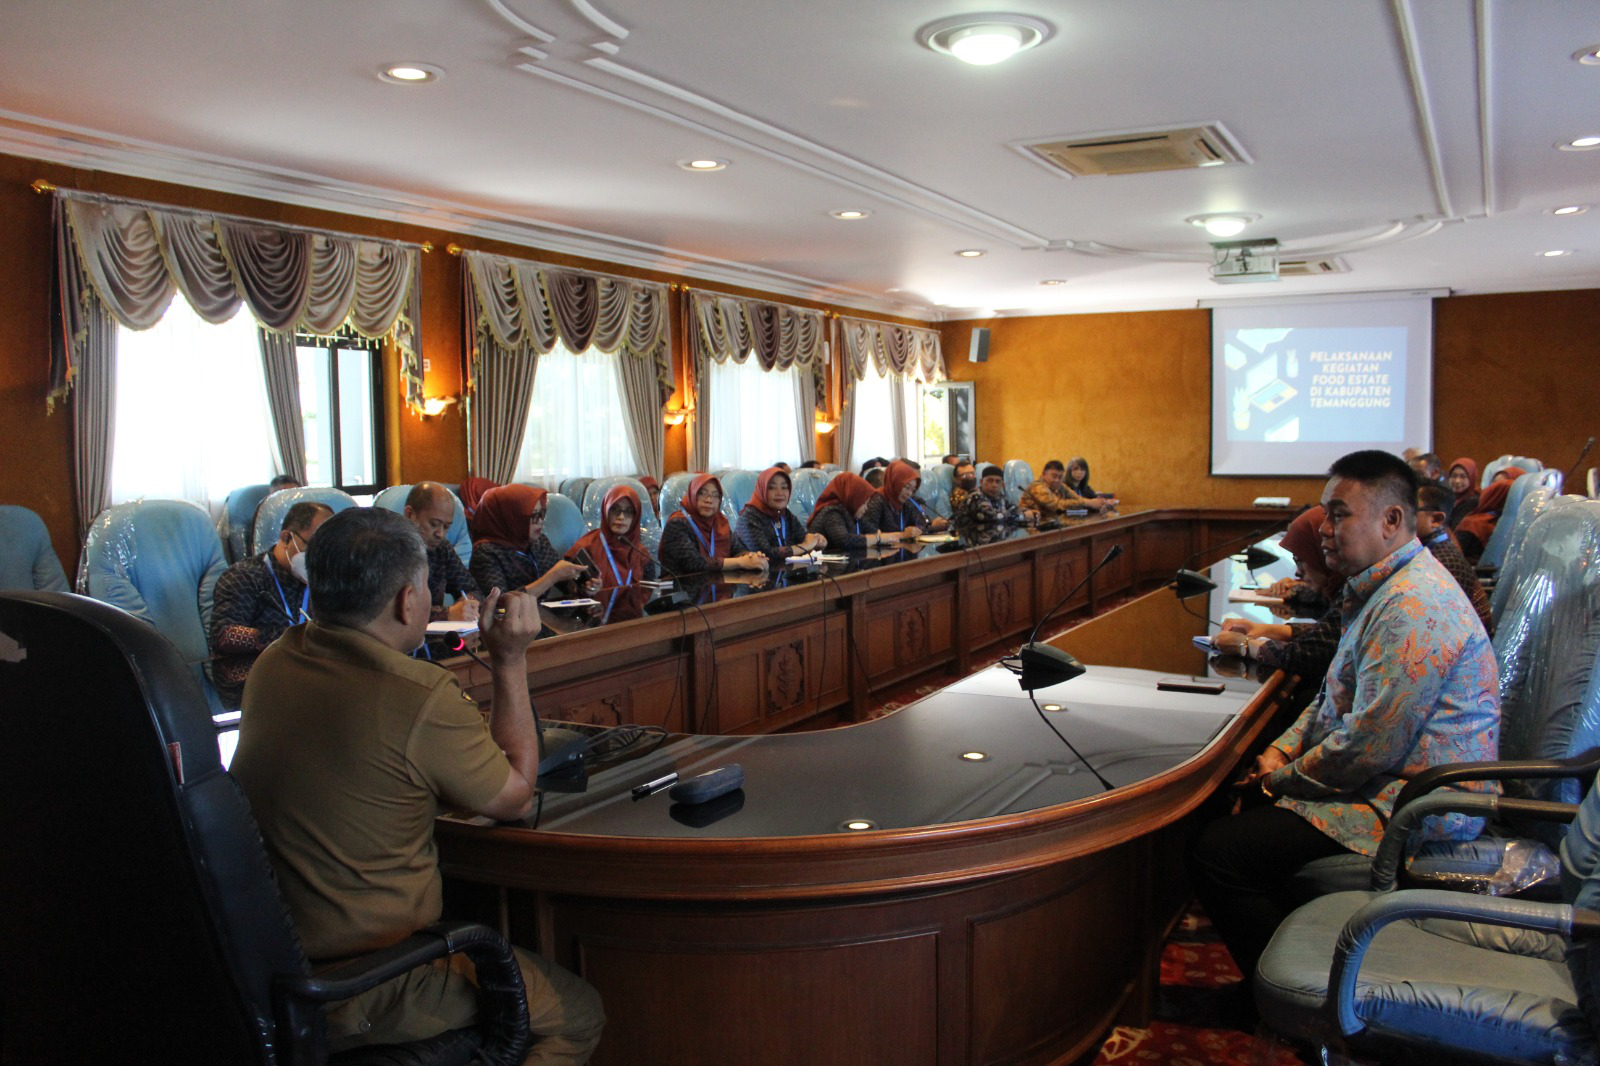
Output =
[
  {"x1": 373, "y1": 484, "x2": 472, "y2": 569},
  {"x1": 580, "y1": 475, "x2": 662, "y2": 554},
  {"x1": 251, "y1": 487, "x2": 358, "y2": 557},
  {"x1": 916, "y1": 463, "x2": 955, "y2": 520},
  {"x1": 659, "y1": 472, "x2": 699, "y2": 527},
  {"x1": 1481, "y1": 469, "x2": 1565, "y2": 571},
  {"x1": 543, "y1": 493, "x2": 588, "y2": 557},
  {"x1": 559, "y1": 476, "x2": 593, "y2": 506},
  {"x1": 1489, "y1": 486, "x2": 1560, "y2": 631},
  {"x1": 718, "y1": 470, "x2": 760, "y2": 527},
  {"x1": 218, "y1": 483, "x2": 271, "y2": 561},
  {"x1": 1482, "y1": 454, "x2": 1544, "y2": 488},
  {"x1": 0, "y1": 590, "x2": 531, "y2": 1066},
  {"x1": 789, "y1": 468, "x2": 833, "y2": 518},
  {"x1": 0, "y1": 504, "x2": 68, "y2": 592},
  {"x1": 1002, "y1": 460, "x2": 1035, "y2": 506}
]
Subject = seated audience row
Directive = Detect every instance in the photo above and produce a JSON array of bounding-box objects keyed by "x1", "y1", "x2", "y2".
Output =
[{"x1": 1020, "y1": 459, "x2": 1118, "y2": 517}]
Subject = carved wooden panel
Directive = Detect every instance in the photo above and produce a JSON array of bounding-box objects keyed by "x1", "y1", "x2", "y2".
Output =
[
  {"x1": 895, "y1": 603, "x2": 930, "y2": 666},
  {"x1": 765, "y1": 641, "x2": 806, "y2": 711}
]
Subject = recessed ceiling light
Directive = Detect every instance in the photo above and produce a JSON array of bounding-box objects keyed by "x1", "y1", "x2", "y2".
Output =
[
  {"x1": 1541, "y1": 249, "x2": 1575, "y2": 257},
  {"x1": 1575, "y1": 45, "x2": 1600, "y2": 66},
  {"x1": 830, "y1": 209, "x2": 871, "y2": 220},
  {"x1": 919, "y1": 15, "x2": 1052, "y2": 66},
  {"x1": 379, "y1": 63, "x2": 443, "y2": 84},
  {"x1": 1187, "y1": 213, "x2": 1260, "y2": 238},
  {"x1": 1040, "y1": 279, "x2": 1068, "y2": 286},
  {"x1": 1551, "y1": 205, "x2": 1590, "y2": 216},
  {"x1": 1559, "y1": 136, "x2": 1600, "y2": 151},
  {"x1": 955, "y1": 248, "x2": 986, "y2": 258},
  {"x1": 679, "y1": 158, "x2": 729, "y2": 171},
  {"x1": 959, "y1": 751, "x2": 989, "y2": 761}
]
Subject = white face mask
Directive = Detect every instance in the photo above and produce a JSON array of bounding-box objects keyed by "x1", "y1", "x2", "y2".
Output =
[{"x1": 287, "y1": 533, "x2": 308, "y2": 583}]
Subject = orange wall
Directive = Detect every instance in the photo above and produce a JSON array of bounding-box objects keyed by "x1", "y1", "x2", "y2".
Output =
[
  {"x1": 940, "y1": 288, "x2": 1600, "y2": 510},
  {"x1": 0, "y1": 150, "x2": 901, "y2": 572}
]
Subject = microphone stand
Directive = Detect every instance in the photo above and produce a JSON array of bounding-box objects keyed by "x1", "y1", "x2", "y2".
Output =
[
  {"x1": 1017, "y1": 543, "x2": 1124, "y2": 690},
  {"x1": 1564, "y1": 436, "x2": 1595, "y2": 487}
]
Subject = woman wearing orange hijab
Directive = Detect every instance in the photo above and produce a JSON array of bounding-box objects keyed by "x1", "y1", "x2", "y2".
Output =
[
  {"x1": 657, "y1": 473, "x2": 768, "y2": 575},
  {"x1": 1455, "y1": 470, "x2": 1520, "y2": 564},
  {"x1": 567, "y1": 483, "x2": 657, "y2": 589},
  {"x1": 806, "y1": 472, "x2": 903, "y2": 550},
  {"x1": 1445, "y1": 457, "x2": 1480, "y2": 531},
  {"x1": 861, "y1": 461, "x2": 925, "y2": 539},
  {"x1": 736, "y1": 467, "x2": 828, "y2": 563},
  {"x1": 469, "y1": 484, "x2": 592, "y2": 599}
]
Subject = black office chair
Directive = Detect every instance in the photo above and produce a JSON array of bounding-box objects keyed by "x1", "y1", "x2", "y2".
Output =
[{"x1": 0, "y1": 591, "x2": 530, "y2": 1065}]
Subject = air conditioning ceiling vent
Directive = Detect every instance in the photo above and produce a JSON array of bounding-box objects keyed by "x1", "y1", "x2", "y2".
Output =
[
  {"x1": 1277, "y1": 256, "x2": 1350, "y2": 277},
  {"x1": 1016, "y1": 123, "x2": 1249, "y2": 178}
]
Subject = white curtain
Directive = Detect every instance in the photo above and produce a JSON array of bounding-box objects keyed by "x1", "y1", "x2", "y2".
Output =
[
  {"x1": 111, "y1": 300, "x2": 278, "y2": 516},
  {"x1": 706, "y1": 358, "x2": 802, "y2": 470},
  {"x1": 848, "y1": 366, "x2": 917, "y2": 470},
  {"x1": 513, "y1": 343, "x2": 641, "y2": 480}
]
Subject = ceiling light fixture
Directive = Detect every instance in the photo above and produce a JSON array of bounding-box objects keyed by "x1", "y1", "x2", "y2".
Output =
[
  {"x1": 830, "y1": 209, "x2": 871, "y2": 220},
  {"x1": 1575, "y1": 45, "x2": 1600, "y2": 66},
  {"x1": 955, "y1": 248, "x2": 986, "y2": 258},
  {"x1": 1559, "y1": 136, "x2": 1600, "y2": 151},
  {"x1": 1541, "y1": 249, "x2": 1574, "y2": 257},
  {"x1": 1187, "y1": 213, "x2": 1260, "y2": 238},
  {"x1": 679, "y1": 158, "x2": 729, "y2": 171},
  {"x1": 1040, "y1": 279, "x2": 1067, "y2": 286},
  {"x1": 919, "y1": 14, "x2": 1052, "y2": 66},
  {"x1": 1551, "y1": 205, "x2": 1590, "y2": 216},
  {"x1": 379, "y1": 63, "x2": 443, "y2": 84}
]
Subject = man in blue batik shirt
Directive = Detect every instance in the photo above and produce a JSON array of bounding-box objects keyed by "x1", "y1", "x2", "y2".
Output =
[{"x1": 1187, "y1": 450, "x2": 1501, "y2": 1011}]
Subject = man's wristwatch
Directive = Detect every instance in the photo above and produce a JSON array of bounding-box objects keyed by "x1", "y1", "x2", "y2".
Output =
[{"x1": 1260, "y1": 778, "x2": 1275, "y2": 799}]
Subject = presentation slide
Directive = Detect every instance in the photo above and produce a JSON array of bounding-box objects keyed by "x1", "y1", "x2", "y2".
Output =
[{"x1": 1210, "y1": 295, "x2": 1434, "y2": 476}]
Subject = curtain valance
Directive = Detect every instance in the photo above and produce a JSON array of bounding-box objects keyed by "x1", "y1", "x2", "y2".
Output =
[
  {"x1": 687, "y1": 290, "x2": 826, "y2": 372},
  {"x1": 462, "y1": 250, "x2": 671, "y2": 394},
  {"x1": 839, "y1": 316, "x2": 945, "y2": 384},
  {"x1": 48, "y1": 191, "x2": 423, "y2": 410}
]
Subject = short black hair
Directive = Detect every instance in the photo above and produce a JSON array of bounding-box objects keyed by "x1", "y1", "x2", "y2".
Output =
[
  {"x1": 1328, "y1": 450, "x2": 1419, "y2": 518},
  {"x1": 942, "y1": 454, "x2": 958, "y2": 464},
  {"x1": 281, "y1": 501, "x2": 332, "y2": 537},
  {"x1": 955, "y1": 460, "x2": 975, "y2": 476},
  {"x1": 1043, "y1": 460, "x2": 1065, "y2": 474},
  {"x1": 268, "y1": 474, "x2": 302, "y2": 490},
  {"x1": 800, "y1": 460, "x2": 822, "y2": 469},
  {"x1": 982, "y1": 465, "x2": 1003, "y2": 480},
  {"x1": 1416, "y1": 479, "x2": 1454, "y2": 517},
  {"x1": 404, "y1": 481, "x2": 451, "y2": 513},
  {"x1": 307, "y1": 507, "x2": 427, "y2": 628}
]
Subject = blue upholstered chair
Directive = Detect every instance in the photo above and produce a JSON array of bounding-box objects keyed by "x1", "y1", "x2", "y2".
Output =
[
  {"x1": 559, "y1": 476, "x2": 593, "y2": 507},
  {"x1": 1002, "y1": 460, "x2": 1034, "y2": 506},
  {"x1": 1257, "y1": 762, "x2": 1600, "y2": 1062},
  {"x1": 543, "y1": 493, "x2": 587, "y2": 557},
  {"x1": 79, "y1": 499, "x2": 227, "y2": 678},
  {"x1": 1482, "y1": 469, "x2": 1565, "y2": 572},
  {"x1": 218, "y1": 484, "x2": 272, "y2": 562},
  {"x1": 658, "y1": 472, "x2": 699, "y2": 529},
  {"x1": 916, "y1": 463, "x2": 955, "y2": 521},
  {"x1": 372, "y1": 484, "x2": 472, "y2": 569},
  {"x1": 250, "y1": 488, "x2": 357, "y2": 557},
  {"x1": 0, "y1": 505, "x2": 67, "y2": 593},
  {"x1": 580, "y1": 475, "x2": 661, "y2": 554},
  {"x1": 789, "y1": 468, "x2": 833, "y2": 518},
  {"x1": 1482, "y1": 454, "x2": 1544, "y2": 489},
  {"x1": 718, "y1": 470, "x2": 760, "y2": 526},
  {"x1": 1290, "y1": 497, "x2": 1600, "y2": 901}
]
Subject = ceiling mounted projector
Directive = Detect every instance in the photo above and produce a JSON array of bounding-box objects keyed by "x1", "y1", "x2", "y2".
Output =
[{"x1": 1210, "y1": 239, "x2": 1280, "y2": 284}]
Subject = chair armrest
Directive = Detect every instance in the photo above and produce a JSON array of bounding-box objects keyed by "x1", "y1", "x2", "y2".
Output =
[
  {"x1": 1370, "y1": 794, "x2": 1578, "y2": 891},
  {"x1": 273, "y1": 919, "x2": 530, "y2": 1066},
  {"x1": 1330, "y1": 890, "x2": 1600, "y2": 1038},
  {"x1": 1391, "y1": 749, "x2": 1600, "y2": 816}
]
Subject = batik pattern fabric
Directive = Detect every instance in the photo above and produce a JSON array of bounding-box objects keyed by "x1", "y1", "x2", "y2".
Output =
[
  {"x1": 1018, "y1": 479, "x2": 1087, "y2": 517},
  {"x1": 1262, "y1": 539, "x2": 1501, "y2": 856},
  {"x1": 468, "y1": 536, "x2": 560, "y2": 596},
  {"x1": 425, "y1": 542, "x2": 481, "y2": 621},
  {"x1": 953, "y1": 490, "x2": 1020, "y2": 546},
  {"x1": 1425, "y1": 529, "x2": 1494, "y2": 635},
  {"x1": 1253, "y1": 606, "x2": 1342, "y2": 681}
]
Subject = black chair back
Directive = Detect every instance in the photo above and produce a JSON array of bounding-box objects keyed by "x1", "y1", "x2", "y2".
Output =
[{"x1": 0, "y1": 590, "x2": 311, "y2": 1065}]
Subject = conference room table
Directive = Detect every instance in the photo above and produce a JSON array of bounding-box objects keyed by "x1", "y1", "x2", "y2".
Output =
[{"x1": 431, "y1": 511, "x2": 1310, "y2": 1066}]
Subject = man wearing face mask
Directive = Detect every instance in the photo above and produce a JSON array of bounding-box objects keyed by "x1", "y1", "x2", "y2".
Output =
[
  {"x1": 208, "y1": 501, "x2": 334, "y2": 690},
  {"x1": 948, "y1": 461, "x2": 978, "y2": 516},
  {"x1": 953, "y1": 465, "x2": 1028, "y2": 545}
]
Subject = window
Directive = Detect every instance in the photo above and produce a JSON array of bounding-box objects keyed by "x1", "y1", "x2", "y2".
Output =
[
  {"x1": 848, "y1": 366, "x2": 917, "y2": 469},
  {"x1": 705, "y1": 358, "x2": 802, "y2": 470},
  {"x1": 513, "y1": 341, "x2": 640, "y2": 480},
  {"x1": 111, "y1": 300, "x2": 278, "y2": 514},
  {"x1": 296, "y1": 335, "x2": 384, "y2": 494}
]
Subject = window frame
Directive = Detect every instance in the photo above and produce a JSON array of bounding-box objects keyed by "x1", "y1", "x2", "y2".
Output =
[{"x1": 295, "y1": 331, "x2": 387, "y2": 496}]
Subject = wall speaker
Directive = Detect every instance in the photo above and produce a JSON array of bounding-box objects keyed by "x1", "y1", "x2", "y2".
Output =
[{"x1": 968, "y1": 327, "x2": 990, "y2": 363}]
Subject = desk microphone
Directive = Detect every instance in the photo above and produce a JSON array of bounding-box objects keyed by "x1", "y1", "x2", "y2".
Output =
[
  {"x1": 1564, "y1": 436, "x2": 1595, "y2": 486},
  {"x1": 1173, "y1": 504, "x2": 1309, "y2": 594},
  {"x1": 1016, "y1": 543, "x2": 1123, "y2": 689}
]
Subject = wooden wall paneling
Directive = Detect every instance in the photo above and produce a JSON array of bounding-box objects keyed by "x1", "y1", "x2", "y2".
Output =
[
  {"x1": 1132, "y1": 520, "x2": 1190, "y2": 583},
  {"x1": 959, "y1": 557, "x2": 1033, "y2": 655},
  {"x1": 532, "y1": 656, "x2": 690, "y2": 734},
  {"x1": 710, "y1": 614, "x2": 851, "y2": 734},
  {"x1": 861, "y1": 578, "x2": 956, "y2": 690},
  {"x1": 1085, "y1": 531, "x2": 1134, "y2": 613}
]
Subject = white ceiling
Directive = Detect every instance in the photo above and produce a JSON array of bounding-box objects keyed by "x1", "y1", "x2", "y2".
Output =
[{"x1": 3, "y1": 0, "x2": 1598, "y2": 320}]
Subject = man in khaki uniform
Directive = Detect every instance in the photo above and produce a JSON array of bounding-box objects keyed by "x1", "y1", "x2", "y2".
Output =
[{"x1": 233, "y1": 507, "x2": 603, "y2": 1063}]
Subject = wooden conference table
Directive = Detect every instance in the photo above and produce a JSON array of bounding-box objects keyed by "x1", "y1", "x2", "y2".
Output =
[{"x1": 433, "y1": 509, "x2": 1300, "y2": 1065}]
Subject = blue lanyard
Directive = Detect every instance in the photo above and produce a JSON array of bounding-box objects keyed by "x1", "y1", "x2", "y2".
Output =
[
  {"x1": 1426, "y1": 529, "x2": 1450, "y2": 547},
  {"x1": 679, "y1": 509, "x2": 715, "y2": 557},
  {"x1": 516, "y1": 548, "x2": 542, "y2": 578},
  {"x1": 264, "y1": 556, "x2": 310, "y2": 624},
  {"x1": 773, "y1": 513, "x2": 788, "y2": 542},
  {"x1": 599, "y1": 536, "x2": 633, "y2": 586},
  {"x1": 908, "y1": 497, "x2": 929, "y2": 523}
]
